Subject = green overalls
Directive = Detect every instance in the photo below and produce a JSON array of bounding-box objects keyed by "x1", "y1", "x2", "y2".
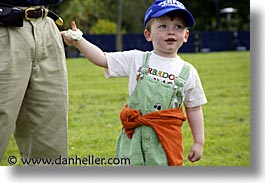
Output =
[{"x1": 115, "y1": 52, "x2": 191, "y2": 166}]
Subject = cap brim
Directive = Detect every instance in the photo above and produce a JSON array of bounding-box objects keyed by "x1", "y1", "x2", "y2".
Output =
[{"x1": 151, "y1": 8, "x2": 195, "y2": 27}]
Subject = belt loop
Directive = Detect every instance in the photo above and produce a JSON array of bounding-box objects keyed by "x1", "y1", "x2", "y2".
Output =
[
  {"x1": 43, "y1": 7, "x2": 49, "y2": 18},
  {"x1": 40, "y1": 8, "x2": 45, "y2": 18}
]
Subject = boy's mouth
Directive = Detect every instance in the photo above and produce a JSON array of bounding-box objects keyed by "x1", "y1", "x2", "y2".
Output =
[{"x1": 165, "y1": 38, "x2": 177, "y2": 42}]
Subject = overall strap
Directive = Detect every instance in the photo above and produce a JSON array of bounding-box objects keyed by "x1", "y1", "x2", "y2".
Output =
[
  {"x1": 173, "y1": 63, "x2": 191, "y2": 107},
  {"x1": 141, "y1": 52, "x2": 151, "y2": 76}
]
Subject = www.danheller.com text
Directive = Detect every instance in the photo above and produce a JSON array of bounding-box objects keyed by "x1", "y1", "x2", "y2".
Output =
[{"x1": 7, "y1": 155, "x2": 131, "y2": 166}]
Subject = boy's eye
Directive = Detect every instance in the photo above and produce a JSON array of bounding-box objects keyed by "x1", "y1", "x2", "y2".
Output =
[
  {"x1": 158, "y1": 24, "x2": 167, "y2": 29},
  {"x1": 158, "y1": 24, "x2": 184, "y2": 30},
  {"x1": 176, "y1": 25, "x2": 183, "y2": 29}
]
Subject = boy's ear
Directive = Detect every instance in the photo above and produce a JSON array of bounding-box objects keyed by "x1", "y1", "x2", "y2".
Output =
[
  {"x1": 144, "y1": 29, "x2": 152, "y2": 42},
  {"x1": 183, "y1": 29, "x2": 190, "y2": 43}
]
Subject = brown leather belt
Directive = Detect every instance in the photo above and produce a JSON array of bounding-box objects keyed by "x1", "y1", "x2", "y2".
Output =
[
  {"x1": 0, "y1": 5, "x2": 63, "y2": 27},
  {"x1": 24, "y1": 7, "x2": 63, "y2": 26}
]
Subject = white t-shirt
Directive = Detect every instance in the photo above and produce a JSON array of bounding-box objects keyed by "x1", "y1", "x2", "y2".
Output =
[{"x1": 104, "y1": 50, "x2": 207, "y2": 108}]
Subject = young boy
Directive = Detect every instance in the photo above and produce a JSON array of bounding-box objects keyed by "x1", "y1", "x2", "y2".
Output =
[{"x1": 61, "y1": 0, "x2": 207, "y2": 166}]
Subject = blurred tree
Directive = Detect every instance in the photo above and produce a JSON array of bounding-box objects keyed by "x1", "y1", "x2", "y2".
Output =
[
  {"x1": 184, "y1": 0, "x2": 249, "y2": 31},
  {"x1": 122, "y1": 0, "x2": 154, "y2": 33},
  {"x1": 90, "y1": 19, "x2": 117, "y2": 34},
  {"x1": 59, "y1": 0, "x2": 105, "y2": 32},
  {"x1": 58, "y1": 0, "x2": 250, "y2": 33},
  {"x1": 116, "y1": 0, "x2": 124, "y2": 51}
]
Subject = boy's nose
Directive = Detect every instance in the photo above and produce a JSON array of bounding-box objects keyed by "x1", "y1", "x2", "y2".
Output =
[
  {"x1": 167, "y1": 26, "x2": 176, "y2": 35},
  {"x1": 168, "y1": 29, "x2": 175, "y2": 35}
]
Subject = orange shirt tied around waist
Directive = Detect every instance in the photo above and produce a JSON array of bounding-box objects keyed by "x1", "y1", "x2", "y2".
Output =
[{"x1": 120, "y1": 105, "x2": 187, "y2": 166}]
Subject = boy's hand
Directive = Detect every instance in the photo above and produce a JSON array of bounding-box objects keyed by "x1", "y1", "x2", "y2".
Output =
[
  {"x1": 61, "y1": 21, "x2": 83, "y2": 46},
  {"x1": 188, "y1": 142, "x2": 203, "y2": 163}
]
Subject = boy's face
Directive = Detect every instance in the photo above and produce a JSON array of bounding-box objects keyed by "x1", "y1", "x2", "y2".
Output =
[{"x1": 144, "y1": 15, "x2": 189, "y2": 58}]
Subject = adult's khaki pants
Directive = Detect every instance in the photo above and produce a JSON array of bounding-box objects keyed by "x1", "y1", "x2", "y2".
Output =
[{"x1": 0, "y1": 17, "x2": 68, "y2": 162}]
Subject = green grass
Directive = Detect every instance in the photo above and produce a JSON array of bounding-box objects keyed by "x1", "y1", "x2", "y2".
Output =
[{"x1": 0, "y1": 51, "x2": 250, "y2": 166}]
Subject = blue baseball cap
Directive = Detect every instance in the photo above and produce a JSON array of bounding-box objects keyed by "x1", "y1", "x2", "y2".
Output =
[{"x1": 144, "y1": 0, "x2": 195, "y2": 28}]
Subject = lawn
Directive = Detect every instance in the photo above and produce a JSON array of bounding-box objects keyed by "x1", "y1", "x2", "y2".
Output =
[{"x1": 0, "y1": 51, "x2": 250, "y2": 166}]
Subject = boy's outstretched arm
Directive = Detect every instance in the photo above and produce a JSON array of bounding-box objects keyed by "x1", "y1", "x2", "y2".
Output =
[
  {"x1": 185, "y1": 106, "x2": 205, "y2": 163},
  {"x1": 61, "y1": 21, "x2": 108, "y2": 68}
]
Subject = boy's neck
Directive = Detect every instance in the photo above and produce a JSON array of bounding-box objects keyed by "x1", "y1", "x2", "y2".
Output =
[{"x1": 153, "y1": 50, "x2": 179, "y2": 58}]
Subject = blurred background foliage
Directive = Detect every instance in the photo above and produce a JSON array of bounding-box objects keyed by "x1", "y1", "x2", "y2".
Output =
[{"x1": 56, "y1": 0, "x2": 250, "y2": 34}]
